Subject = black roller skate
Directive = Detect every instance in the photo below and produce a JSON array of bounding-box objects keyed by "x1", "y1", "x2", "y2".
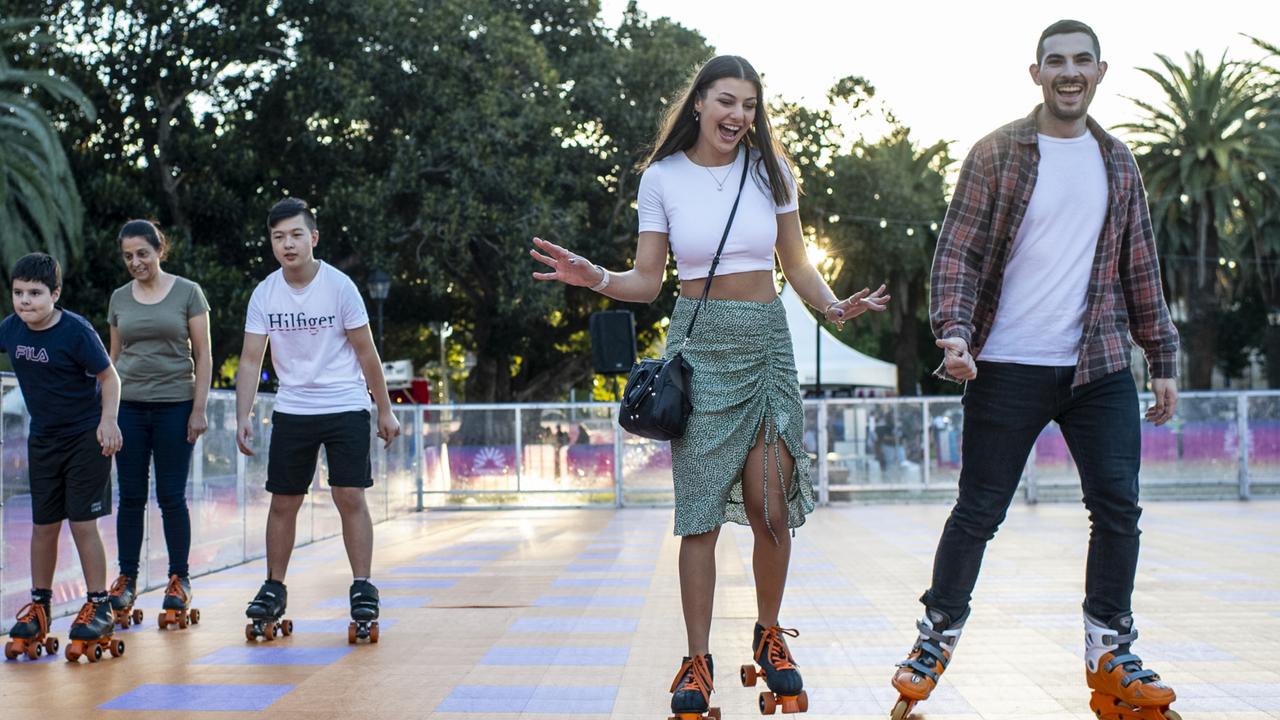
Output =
[
  {"x1": 158, "y1": 575, "x2": 200, "y2": 630},
  {"x1": 741, "y1": 624, "x2": 808, "y2": 714},
  {"x1": 669, "y1": 654, "x2": 719, "y2": 719},
  {"x1": 108, "y1": 574, "x2": 143, "y2": 629},
  {"x1": 65, "y1": 596, "x2": 124, "y2": 663},
  {"x1": 245, "y1": 579, "x2": 291, "y2": 642},
  {"x1": 347, "y1": 579, "x2": 380, "y2": 644},
  {"x1": 4, "y1": 595, "x2": 58, "y2": 660}
]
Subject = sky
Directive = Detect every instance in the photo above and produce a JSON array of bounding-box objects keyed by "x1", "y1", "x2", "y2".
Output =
[{"x1": 599, "y1": 0, "x2": 1279, "y2": 157}]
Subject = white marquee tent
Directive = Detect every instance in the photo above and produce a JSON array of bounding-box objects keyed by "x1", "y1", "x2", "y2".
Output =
[{"x1": 780, "y1": 284, "x2": 898, "y2": 390}]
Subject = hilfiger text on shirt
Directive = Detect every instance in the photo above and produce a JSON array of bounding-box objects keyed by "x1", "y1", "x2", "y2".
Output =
[{"x1": 267, "y1": 312, "x2": 337, "y2": 335}]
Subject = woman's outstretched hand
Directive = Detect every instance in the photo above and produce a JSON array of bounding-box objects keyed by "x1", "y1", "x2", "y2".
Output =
[
  {"x1": 531, "y1": 237, "x2": 604, "y2": 288},
  {"x1": 825, "y1": 284, "x2": 890, "y2": 329}
]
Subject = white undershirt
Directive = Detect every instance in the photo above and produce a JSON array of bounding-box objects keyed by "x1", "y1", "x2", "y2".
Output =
[{"x1": 979, "y1": 132, "x2": 1108, "y2": 366}]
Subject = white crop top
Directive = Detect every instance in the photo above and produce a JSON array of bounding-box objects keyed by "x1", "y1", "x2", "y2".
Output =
[{"x1": 637, "y1": 147, "x2": 799, "y2": 280}]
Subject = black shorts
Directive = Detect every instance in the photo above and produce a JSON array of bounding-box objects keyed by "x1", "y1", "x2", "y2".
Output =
[
  {"x1": 266, "y1": 410, "x2": 373, "y2": 495},
  {"x1": 29, "y1": 428, "x2": 113, "y2": 525}
]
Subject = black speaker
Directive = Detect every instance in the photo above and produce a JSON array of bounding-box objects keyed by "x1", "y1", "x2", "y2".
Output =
[{"x1": 589, "y1": 310, "x2": 637, "y2": 374}]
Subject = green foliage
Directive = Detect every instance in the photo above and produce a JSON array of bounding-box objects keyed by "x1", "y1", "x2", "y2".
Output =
[
  {"x1": 0, "y1": 17, "x2": 95, "y2": 272},
  {"x1": 1118, "y1": 49, "x2": 1280, "y2": 386},
  {"x1": 16, "y1": 0, "x2": 711, "y2": 401},
  {"x1": 777, "y1": 79, "x2": 953, "y2": 395}
]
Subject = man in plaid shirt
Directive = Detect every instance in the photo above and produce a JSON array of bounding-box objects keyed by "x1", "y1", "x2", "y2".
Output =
[{"x1": 889, "y1": 20, "x2": 1182, "y2": 720}]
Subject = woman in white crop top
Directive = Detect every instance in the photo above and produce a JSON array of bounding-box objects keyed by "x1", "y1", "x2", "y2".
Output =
[{"x1": 531, "y1": 55, "x2": 888, "y2": 715}]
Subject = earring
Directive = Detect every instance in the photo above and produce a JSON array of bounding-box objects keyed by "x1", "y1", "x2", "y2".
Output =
[{"x1": 693, "y1": 110, "x2": 701, "y2": 122}]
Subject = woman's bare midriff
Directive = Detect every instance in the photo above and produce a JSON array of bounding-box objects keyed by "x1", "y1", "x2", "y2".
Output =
[{"x1": 679, "y1": 270, "x2": 776, "y2": 303}]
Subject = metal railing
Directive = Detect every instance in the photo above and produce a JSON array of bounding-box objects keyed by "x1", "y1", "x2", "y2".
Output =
[
  {"x1": 1, "y1": 377, "x2": 419, "y2": 632},
  {"x1": 3, "y1": 376, "x2": 1276, "y2": 630}
]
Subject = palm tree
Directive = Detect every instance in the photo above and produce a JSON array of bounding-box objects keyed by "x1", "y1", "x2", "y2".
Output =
[
  {"x1": 1246, "y1": 37, "x2": 1280, "y2": 385},
  {"x1": 0, "y1": 18, "x2": 95, "y2": 272},
  {"x1": 1117, "y1": 50, "x2": 1280, "y2": 388}
]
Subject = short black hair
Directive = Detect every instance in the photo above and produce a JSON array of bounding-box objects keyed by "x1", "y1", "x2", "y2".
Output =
[
  {"x1": 1037, "y1": 19, "x2": 1100, "y2": 64},
  {"x1": 11, "y1": 253, "x2": 62, "y2": 292},
  {"x1": 268, "y1": 197, "x2": 318, "y2": 232}
]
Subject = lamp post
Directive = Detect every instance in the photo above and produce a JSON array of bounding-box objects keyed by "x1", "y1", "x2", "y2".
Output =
[{"x1": 367, "y1": 268, "x2": 391, "y2": 354}]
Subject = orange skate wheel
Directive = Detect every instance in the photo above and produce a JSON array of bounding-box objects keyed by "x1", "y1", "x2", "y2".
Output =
[
  {"x1": 890, "y1": 697, "x2": 912, "y2": 720},
  {"x1": 282, "y1": 619, "x2": 293, "y2": 636},
  {"x1": 111, "y1": 639, "x2": 125, "y2": 657},
  {"x1": 347, "y1": 623, "x2": 357, "y2": 644},
  {"x1": 45, "y1": 637, "x2": 58, "y2": 655},
  {"x1": 190, "y1": 609, "x2": 200, "y2": 624},
  {"x1": 177, "y1": 612, "x2": 188, "y2": 629},
  {"x1": 1164, "y1": 711, "x2": 1181, "y2": 720},
  {"x1": 65, "y1": 641, "x2": 83, "y2": 662},
  {"x1": 741, "y1": 663, "x2": 758, "y2": 687},
  {"x1": 158, "y1": 614, "x2": 168, "y2": 630},
  {"x1": 709, "y1": 709, "x2": 722, "y2": 720},
  {"x1": 759, "y1": 692, "x2": 777, "y2": 715},
  {"x1": 132, "y1": 609, "x2": 143, "y2": 625},
  {"x1": 4, "y1": 640, "x2": 18, "y2": 660},
  {"x1": 796, "y1": 691, "x2": 808, "y2": 712},
  {"x1": 29, "y1": 642, "x2": 42, "y2": 660},
  {"x1": 370, "y1": 622, "x2": 379, "y2": 643},
  {"x1": 245, "y1": 624, "x2": 256, "y2": 642}
]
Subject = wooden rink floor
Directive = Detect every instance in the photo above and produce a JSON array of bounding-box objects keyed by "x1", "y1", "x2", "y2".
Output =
[{"x1": 2, "y1": 502, "x2": 1278, "y2": 719}]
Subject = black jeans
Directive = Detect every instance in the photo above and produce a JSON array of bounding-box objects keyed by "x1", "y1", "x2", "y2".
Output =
[
  {"x1": 115, "y1": 399, "x2": 196, "y2": 578},
  {"x1": 922, "y1": 363, "x2": 1143, "y2": 622}
]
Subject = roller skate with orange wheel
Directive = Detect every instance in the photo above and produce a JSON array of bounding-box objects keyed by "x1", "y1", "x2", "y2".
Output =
[
  {"x1": 108, "y1": 574, "x2": 143, "y2": 629},
  {"x1": 890, "y1": 607, "x2": 967, "y2": 719},
  {"x1": 158, "y1": 575, "x2": 200, "y2": 630},
  {"x1": 65, "y1": 597, "x2": 124, "y2": 663},
  {"x1": 347, "y1": 579, "x2": 379, "y2": 644},
  {"x1": 741, "y1": 624, "x2": 808, "y2": 715},
  {"x1": 245, "y1": 579, "x2": 291, "y2": 642},
  {"x1": 1085, "y1": 610, "x2": 1181, "y2": 720},
  {"x1": 669, "y1": 654, "x2": 719, "y2": 719},
  {"x1": 4, "y1": 595, "x2": 59, "y2": 660}
]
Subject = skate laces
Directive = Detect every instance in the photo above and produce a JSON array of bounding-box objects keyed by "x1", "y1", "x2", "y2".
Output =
[
  {"x1": 16, "y1": 602, "x2": 48, "y2": 629},
  {"x1": 72, "y1": 601, "x2": 98, "y2": 626},
  {"x1": 165, "y1": 575, "x2": 188, "y2": 603},
  {"x1": 756, "y1": 626, "x2": 800, "y2": 671},
  {"x1": 669, "y1": 655, "x2": 714, "y2": 699},
  {"x1": 109, "y1": 575, "x2": 131, "y2": 596}
]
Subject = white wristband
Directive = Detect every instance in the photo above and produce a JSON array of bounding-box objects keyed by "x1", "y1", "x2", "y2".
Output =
[{"x1": 590, "y1": 264, "x2": 610, "y2": 292}]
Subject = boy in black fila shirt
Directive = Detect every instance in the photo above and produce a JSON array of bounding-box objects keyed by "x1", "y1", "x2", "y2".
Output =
[{"x1": 1, "y1": 253, "x2": 124, "y2": 661}]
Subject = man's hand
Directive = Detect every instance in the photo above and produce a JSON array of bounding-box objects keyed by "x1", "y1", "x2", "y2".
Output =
[
  {"x1": 236, "y1": 419, "x2": 255, "y2": 456},
  {"x1": 936, "y1": 337, "x2": 977, "y2": 381},
  {"x1": 377, "y1": 411, "x2": 402, "y2": 449},
  {"x1": 1146, "y1": 378, "x2": 1178, "y2": 426}
]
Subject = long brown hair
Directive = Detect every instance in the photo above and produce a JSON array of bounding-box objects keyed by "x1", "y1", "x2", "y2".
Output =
[{"x1": 640, "y1": 55, "x2": 795, "y2": 207}]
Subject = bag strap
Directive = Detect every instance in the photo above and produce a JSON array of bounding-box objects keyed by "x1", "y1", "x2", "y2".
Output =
[{"x1": 682, "y1": 150, "x2": 752, "y2": 340}]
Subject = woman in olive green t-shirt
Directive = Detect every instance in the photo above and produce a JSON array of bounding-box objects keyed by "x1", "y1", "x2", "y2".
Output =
[{"x1": 105, "y1": 220, "x2": 212, "y2": 624}]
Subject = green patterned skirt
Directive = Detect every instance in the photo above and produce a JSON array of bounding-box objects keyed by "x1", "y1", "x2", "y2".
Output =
[{"x1": 663, "y1": 295, "x2": 815, "y2": 538}]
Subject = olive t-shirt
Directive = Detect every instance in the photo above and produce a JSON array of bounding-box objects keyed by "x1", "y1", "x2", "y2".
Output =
[{"x1": 108, "y1": 276, "x2": 210, "y2": 402}]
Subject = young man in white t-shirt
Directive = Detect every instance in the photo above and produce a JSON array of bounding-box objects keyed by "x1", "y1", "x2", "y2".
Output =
[{"x1": 235, "y1": 198, "x2": 400, "y2": 641}]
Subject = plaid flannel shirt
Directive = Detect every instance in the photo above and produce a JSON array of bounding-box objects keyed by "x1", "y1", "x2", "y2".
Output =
[{"x1": 930, "y1": 107, "x2": 1179, "y2": 387}]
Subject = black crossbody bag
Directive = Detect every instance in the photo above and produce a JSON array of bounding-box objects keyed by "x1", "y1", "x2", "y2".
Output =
[{"x1": 618, "y1": 154, "x2": 751, "y2": 441}]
